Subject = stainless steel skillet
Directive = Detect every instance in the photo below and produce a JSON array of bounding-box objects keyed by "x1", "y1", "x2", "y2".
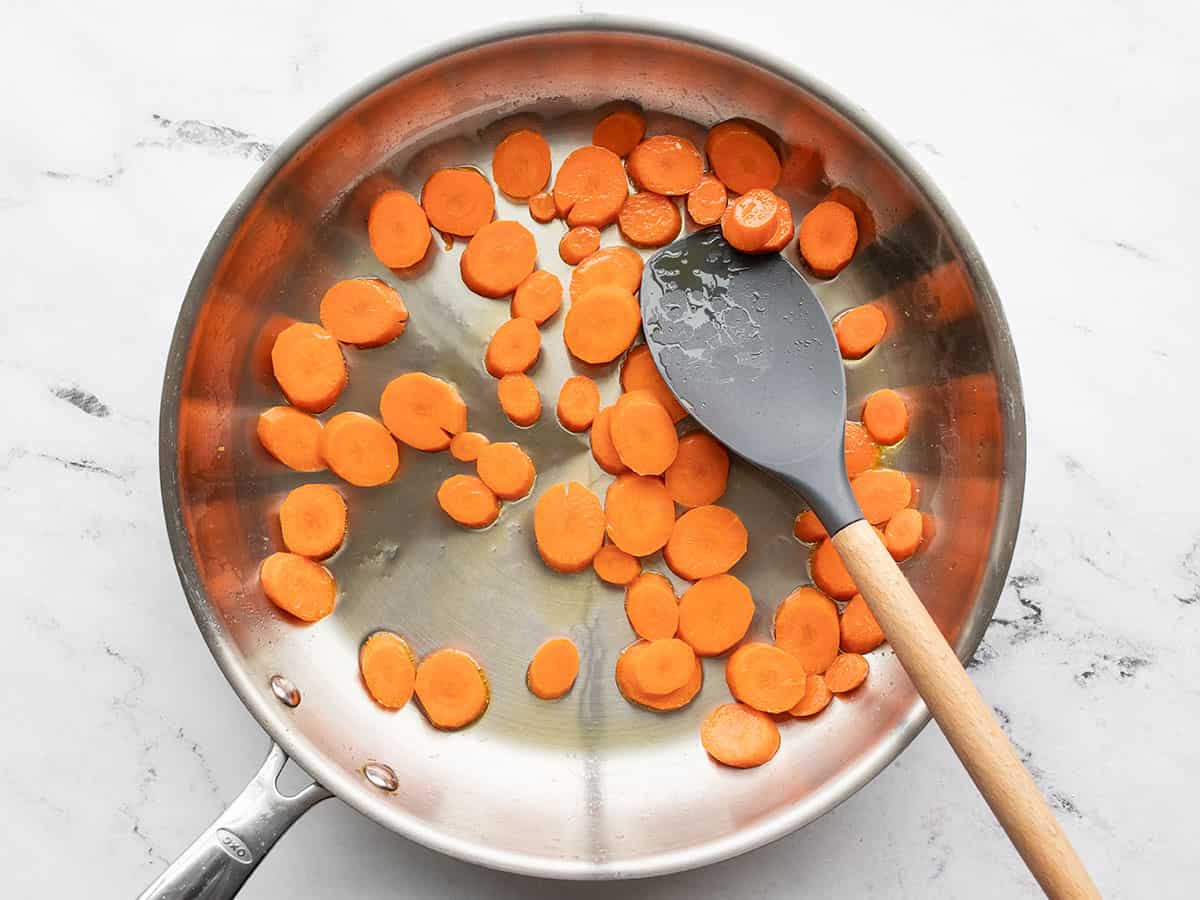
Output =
[{"x1": 147, "y1": 17, "x2": 1025, "y2": 898}]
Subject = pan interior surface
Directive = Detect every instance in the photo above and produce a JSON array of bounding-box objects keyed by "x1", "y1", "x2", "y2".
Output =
[{"x1": 164, "y1": 24, "x2": 1023, "y2": 879}]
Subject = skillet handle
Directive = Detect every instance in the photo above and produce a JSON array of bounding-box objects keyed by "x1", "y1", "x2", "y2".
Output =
[
  {"x1": 136, "y1": 742, "x2": 331, "y2": 900},
  {"x1": 832, "y1": 520, "x2": 1100, "y2": 899}
]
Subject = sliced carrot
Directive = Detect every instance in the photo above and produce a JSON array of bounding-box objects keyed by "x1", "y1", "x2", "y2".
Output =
[
  {"x1": 485, "y1": 316, "x2": 541, "y2": 377},
  {"x1": 526, "y1": 637, "x2": 579, "y2": 700},
  {"x1": 620, "y1": 344, "x2": 687, "y2": 422},
  {"x1": 844, "y1": 421, "x2": 880, "y2": 478},
  {"x1": 851, "y1": 468, "x2": 912, "y2": 523},
  {"x1": 705, "y1": 120, "x2": 781, "y2": 194},
  {"x1": 414, "y1": 648, "x2": 489, "y2": 729},
  {"x1": 758, "y1": 200, "x2": 794, "y2": 254},
  {"x1": 833, "y1": 304, "x2": 887, "y2": 359},
  {"x1": 559, "y1": 225, "x2": 601, "y2": 265},
  {"x1": 492, "y1": 129, "x2": 551, "y2": 199},
  {"x1": 618, "y1": 191, "x2": 682, "y2": 248},
  {"x1": 460, "y1": 220, "x2": 538, "y2": 298},
  {"x1": 884, "y1": 508, "x2": 923, "y2": 561},
  {"x1": 825, "y1": 652, "x2": 869, "y2": 694},
  {"x1": 569, "y1": 245, "x2": 644, "y2": 302},
  {"x1": 592, "y1": 107, "x2": 646, "y2": 158},
  {"x1": 556, "y1": 375, "x2": 600, "y2": 432},
  {"x1": 380, "y1": 372, "x2": 467, "y2": 451},
  {"x1": 421, "y1": 167, "x2": 495, "y2": 237},
  {"x1": 627, "y1": 135, "x2": 704, "y2": 196},
  {"x1": 792, "y1": 510, "x2": 828, "y2": 544},
  {"x1": 319, "y1": 411, "x2": 400, "y2": 487},
  {"x1": 476, "y1": 441, "x2": 535, "y2": 500},
  {"x1": 725, "y1": 642, "x2": 807, "y2": 713},
  {"x1": 863, "y1": 388, "x2": 909, "y2": 445},
  {"x1": 826, "y1": 185, "x2": 877, "y2": 249},
  {"x1": 534, "y1": 481, "x2": 605, "y2": 573},
  {"x1": 511, "y1": 270, "x2": 562, "y2": 325},
  {"x1": 449, "y1": 431, "x2": 489, "y2": 462},
  {"x1": 359, "y1": 631, "x2": 416, "y2": 709},
  {"x1": 664, "y1": 432, "x2": 729, "y2": 507},
  {"x1": 722, "y1": 188, "x2": 783, "y2": 253},
  {"x1": 774, "y1": 586, "x2": 840, "y2": 674},
  {"x1": 840, "y1": 593, "x2": 885, "y2": 654},
  {"x1": 319, "y1": 278, "x2": 408, "y2": 348},
  {"x1": 615, "y1": 640, "x2": 703, "y2": 711},
  {"x1": 436, "y1": 474, "x2": 499, "y2": 528},
  {"x1": 257, "y1": 406, "x2": 325, "y2": 472},
  {"x1": 790, "y1": 673, "x2": 833, "y2": 717},
  {"x1": 686, "y1": 174, "x2": 728, "y2": 226},
  {"x1": 633, "y1": 638, "x2": 696, "y2": 695},
  {"x1": 528, "y1": 191, "x2": 556, "y2": 223},
  {"x1": 368, "y1": 189, "x2": 431, "y2": 268},
  {"x1": 271, "y1": 322, "x2": 347, "y2": 413},
  {"x1": 496, "y1": 373, "x2": 541, "y2": 427},
  {"x1": 610, "y1": 390, "x2": 679, "y2": 476},
  {"x1": 677, "y1": 574, "x2": 754, "y2": 656},
  {"x1": 594, "y1": 543, "x2": 642, "y2": 585},
  {"x1": 625, "y1": 572, "x2": 679, "y2": 640},
  {"x1": 810, "y1": 538, "x2": 858, "y2": 600},
  {"x1": 589, "y1": 406, "x2": 628, "y2": 475},
  {"x1": 260, "y1": 552, "x2": 336, "y2": 622},
  {"x1": 280, "y1": 483, "x2": 346, "y2": 559},
  {"x1": 798, "y1": 200, "x2": 858, "y2": 277},
  {"x1": 665, "y1": 505, "x2": 748, "y2": 580},
  {"x1": 552, "y1": 145, "x2": 628, "y2": 227},
  {"x1": 604, "y1": 473, "x2": 675, "y2": 557},
  {"x1": 562, "y1": 284, "x2": 641, "y2": 364},
  {"x1": 700, "y1": 702, "x2": 780, "y2": 769}
]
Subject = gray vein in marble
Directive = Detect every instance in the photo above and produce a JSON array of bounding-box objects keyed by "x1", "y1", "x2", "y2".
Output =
[
  {"x1": 1112, "y1": 240, "x2": 1152, "y2": 260},
  {"x1": 36, "y1": 452, "x2": 130, "y2": 480},
  {"x1": 141, "y1": 113, "x2": 275, "y2": 161},
  {"x1": 992, "y1": 706, "x2": 1083, "y2": 820},
  {"x1": 1176, "y1": 540, "x2": 1200, "y2": 605},
  {"x1": 51, "y1": 384, "x2": 111, "y2": 418},
  {"x1": 990, "y1": 573, "x2": 1043, "y2": 642},
  {"x1": 43, "y1": 166, "x2": 126, "y2": 187},
  {"x1": 176, "y1": 726, "x2": 222, "y2": 799},
  {"x1": 921, "y1": 807, "x2": 951, "y2": 880}
]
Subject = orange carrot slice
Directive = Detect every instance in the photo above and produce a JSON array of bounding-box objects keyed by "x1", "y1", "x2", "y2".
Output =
[
  {"x1": 271, "y1": 322, "x2": 347, "y2": 413},
  {"x1": 844, "y1": 421, "x2": 880, "y2": 478},
  {"x1": 664, "y1": 432, "x2": 729, "y2": 507},
  {"x1": 792, "y1": 510, "x2": 828, "y2": 544},
  {"x1": 319, "y1": 411, "x2": 400, "y2": 487},
  {"x1": 851, "y1": 468, "x2": 912, "y2": 523},
  {"x1": 528, "y1": 191, "x2": 556, "y2": 223},
  {"x1": 563, "y1": 284, "x2": 641, "y2": 364},
  {"x1": 884, "y1": 508, "x2": 923, "y2": 561},
  {"x1": 620, "y1": 345, "x2": 687, "y2": 423},
  {"x1": 460, "y1": 220, "x2": 538, "y2": 298},
  {"x1": 436, "y1": 474, "x2": 499, "y2": 528},
  {"x1": 421, "y1": 167, "x2": 495, "y2": 237},
  {"x1": 492, "y1": 129, "x2": 551, "y2": 199},
  {"x1": 511, "y1": 270, "x2": 563, "y2": 325},
  {"x1": 790, "y1": 673, "x2": 833, "y2": 717},
  {"x1": 569, "y1": 246, "x2": 644, "y2": 303},
  {"x1": 526, "y1": 637, "x2": 579, "y2": 700},
  {"x1": 414, "y1": 648, "x2": 489, "y2": 729},
  {"x1": 706, "y1": 121, "x2": 781, "y2": 194},
  {"x1": 496, "y1": 373, "x2": 542, "y2": 427},
  {"x1": 449, "y1": 431, "x2": 489, "y2": 462},
  {"x1": 552, "y1": 145, "x2": 628, "y2": 227},
  {"x1": 485, "y1": 316, "x2": 541, "y2": 377},
  {"x1": 280, "y1": 483, "x2": 346, "y2": 559},
  {"x1": 319, "y1": 278, "x2": 408, "y2": 348},
  {"x1": 665, "y1": 505, "x2": 748, "y2": 580},
  {"x1": 774, "y1": 586, "x2": 840, "y2": 674},
  {"x1": 758, "y1": 199, "x2": 795, "y2": 254},
  {"x1": 618, "y1": 191, "x2": 682, "y2": 248},
  {"x1": 359, "y1": 631, "x2": 416, "y2": 709},
  {"x1": 625, "y1": 572, "x2": 679, "y2": 640},
  {"x1": 476, "y1": 441, "x2": 535, "y2": 500},
  {"x1": 825, "y1": 652, "x2": 869, "y2": 693},
  {"x1": 594, "y1": 543, "x2": 642, "y2": 585},
  {"x1": 589, "y1": 406, "x2": 628, "y2": 475},
  {"x1": 610, "y1": 390, "x2": 679, "y2": 475},
  {"x1": 534, "y1": 481, "x2": 605, "y2": 573},
  {"x1": 558, "y1": 225, "x2": 601, "y2": 265},
  {"x1": 627, "y1": 135, "x2": 704, "y2": 196},
  {"x1": 260, "y1": 552, "x2": 336, "y2": 622},
  {"x1": 840, "y1": 594, "x2": 885, "y2": 654},
  {"x1": 686, "y1": 174, "x2": 728, "y2": 226},
  {"x1": 701, "y1": 702, "x2": 780, "y2": 768},
  {"x1": 798, "y1": 200, "x2": 858, "y2": 277},
  {"x1": 725, "y1": 642, "x2": 807, "y2": 713},
  {"x1": 556, "y1": 375, "x2": 600, "y2": 432},
  {"x1": 863, "y1": 388, "x2": 909, "y2": 445},
  {"x1": 810, "y1": 538, "x2": 858, "y2": 600},
  {"x1": 722, "y1": 188, "x2": 783, "y2": 253},
  {"x1": 677, "y1": 574, "x2": 754, "y2": 656},
  {"x1": 592, "y1": 107, "x2": 646, "y2": 158},
  {"x1": 834, "y1": 305, "x2": 887, "y2": 359},
  {"x1": 604, "y1": 473, "x2": 675, "y2": 557},
  {"x1": 368, "y1": 190, "x2": 431, "y2": 268},
  {"x1": 379, "y1": 372, "x2": 467, "y2": 451},
  {"x1": 615, "y1": 640, "x2": 703, "y2": 711},
  {"x1": 257, "y1": 406, "x2": 325, "y2": 472},
  {"x1": 633, "y1": 638, "x2": 696, "y2": 694}
]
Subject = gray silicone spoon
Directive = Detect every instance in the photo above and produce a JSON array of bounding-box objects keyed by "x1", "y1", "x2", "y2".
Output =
[{"x1": 640, "y1": 228, "x2": 1099, "y2": 900}]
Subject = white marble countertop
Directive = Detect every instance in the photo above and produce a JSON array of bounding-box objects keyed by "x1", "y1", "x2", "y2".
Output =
[{"x1": 3, "y1": 1, "x2": 1196, "y2": 897}]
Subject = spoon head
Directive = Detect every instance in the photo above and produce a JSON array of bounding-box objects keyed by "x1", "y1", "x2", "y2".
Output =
[{"x1": 640, "y1": 228, "x2": 860, "y2": 531}]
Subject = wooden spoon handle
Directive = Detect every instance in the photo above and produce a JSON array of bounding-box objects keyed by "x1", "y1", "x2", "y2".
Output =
[{"x1": 832, "y1": 520, "x2": 1100, "y2": 899}]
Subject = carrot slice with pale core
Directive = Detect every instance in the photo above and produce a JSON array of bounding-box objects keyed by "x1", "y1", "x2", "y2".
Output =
[
  {"x1": 528, "y1": 191, "x2": 556, "y2": 223},
  {"x1": 774, "y1": 586, "x2": 840, "y2": 674},
  {"x1": 677, "y1": 574, "x2": 754, "y2": 656},
  {"x1": 810, "y1": 538, "x2": 859, "y2": 600},
  {"x1": 318, "y1": 412, "x2": 400, "y2": 487},
  {"x1": 664, "y1": 505, "x2": 748, "y2": 580},
  {"x1": 260, "y1": 552, "x2": 336, "y2": 622},
  {"x1": 594, "y1": 544, "x2": 642, "y2": 585},
  {"x1": 460, "y1": 220, "x2": 538, "y2": 298},
  {"x1": 497, "y1": 373, "x2": 541, "y2": 427},
  {"x1": 485, "y1": 316, "x2": 541, "y2": 377},
  {"x1": 792, "y1": 510, "x2": 828, "y2": 544},
  {"x1": 618, "y1": 192, "x2": 682, "y2": 248},
  {"x1": 834, "y1": 305, "x2": 887, "y2": 359},
  {"x1": 633, "y1": 638, "x2": 696, "y2": 695},
  {"x1": 706, "y1": 121, "x2": 781, "y2": 194},
  {"x1": 552, "y1": 145, "x2": 628, "y2": 227},
  {"x1": 884, "y1": 508, "x2": 923, "y2": 561},
  {"x1": 569, "y1": 246, "x2": 644, "y2": 302},
  {"x1": 701, "y1": 702, "x2": 780, "y2": 768},
  {"x1": 511, "y1": 270, "x2": 563, "y2": 325},
  {"x1": 563, "y1": 284, "x2": 641, "y2": 364},
  {"x1": 559, "y1": 225, "x2": 601, "y2": 264},
  {"x1": 627, "y1": 135, "x2": 703, "y2": 196},
  {"x1": 319, "y1": 278, "x2": 408, "y2": 348},
  {"x1": 625, "y1": 573, "x2": 679, "y2": 640},
  {"x1": 476, "y1": 441, "x2": 535, "y2": 500},
  {"x1": 380, "y1": 372, "x2": 467, "y2": 451},
  {"x1": 840, "y1": 594, "x2": 886, "y2": 654},
  {"x1": 686, "y1": 174, "x2": 728, "y2": 226},
  {"x1": 851, "y1": 469, "x2": 912, "y2": 524},
  {"x1": 722, "y1": 188, "x2": 783, "y2": 253},
  {"x1": 280, "y1": 483, "x2": 346, "y2": 559},
  {"x1": 604, "y1": 473, "x2": 675, "y2": 557},
  {"x1": 593, "y1": 108, "x2": 646, "y2": 158},
  {"x1": 825, "y1": 652, "x2": 869, "y2": 693},
  {"x1": 360, "y1": 631, "x2": 416, "y2": 709},
  {"x1": 620, "y1": 345, "x2": 687, "y2": 423},
  {"x1": 527, "y1": 637, "x2": 579, "y2": 700},
  {"x1": 492, "y1": 129, "x2": 551, "y2": 199},
  {"x1": 616, "y1": 640, "x2": 703, "y2": 711},
  {"x1": 556, "y1": 375, "x2": 600, "y2": 432},
  {"x1": 534, "y1": 481, "x2": 605, "y2": 573},
  {"x1": 368, "y1": 190, "x2": 431, "y2": 268},
  {"x1": 436, "y1": 474, "x2": 499, "y2": 528},
  {"x1": 798, "y1": 200, "x2": 858, "y2": 277},
  {"x1": 863, "y1": 388, "x2": 909, "y2": 444},
  {"x1": 725, "y1": 642, "x2": 807, "y2": 713},
  {"x1": 449, "y1": 431, "x2": 489, "y2": 462},
  {"x1": 610, "y1": 390, "x2": 679, "y2": 476},
  {"x1": 665, "y1": 432, "x2": 729, "y2": 507},
  {"x1": 271, "y1": 322, "x2": 347, "y2": 413},
  {"x1": 422, "y1": 168, "x2": 495, "y2": 237},
  {"x1": 257, "y1": 406, "x2": 325, "y2": 472},
  {"x1": 414, "y1": 648, "x2": 489, "y2": 729}
]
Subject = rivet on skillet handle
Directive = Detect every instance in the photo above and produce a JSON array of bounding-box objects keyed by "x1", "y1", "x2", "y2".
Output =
[{"x1": 135, "y1": 743, "x2": 330, "y2": 900}]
